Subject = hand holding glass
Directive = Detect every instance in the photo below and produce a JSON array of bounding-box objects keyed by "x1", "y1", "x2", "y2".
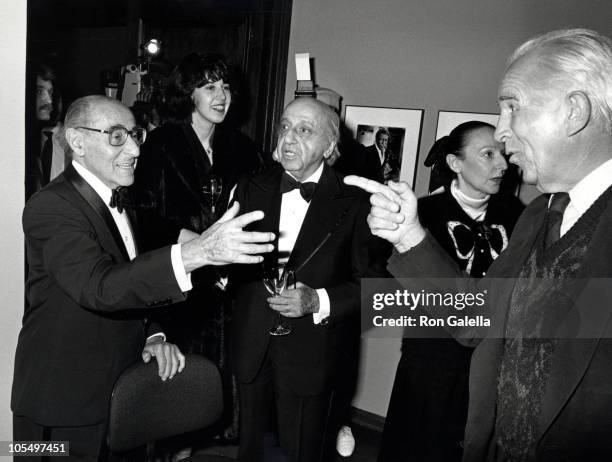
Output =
[{"x1": 263, "y1": 263, "x2": 293, "y2": 336}]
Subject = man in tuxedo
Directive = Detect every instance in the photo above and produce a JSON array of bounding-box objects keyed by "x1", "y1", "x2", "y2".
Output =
[
  {"x1": 364, "y1": 127, "x2": 391, "y2": 182},
  {"x1": 12, "y1": 95, "x2": 274, "y2": 460},
  {"x1": 347, "y1": 28, "x2": 612, "y2": 460},
  {"x1": 231, "y1": 98, "x2": 389, "y2": 462}
]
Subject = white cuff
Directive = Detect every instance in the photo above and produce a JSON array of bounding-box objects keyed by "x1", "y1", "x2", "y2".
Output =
[
  {"x1": 171, "y1": 243, "x2": 193, "y2": 292},
  {"x1": 228, "y1": 184, "x2": 238, "y2": 204},
  {"x1": 146, "y1": 332, "x2": 166, "y2": 343},
  {"x1": 313, "y1": 288, "x2": 330, "y2": 324}
]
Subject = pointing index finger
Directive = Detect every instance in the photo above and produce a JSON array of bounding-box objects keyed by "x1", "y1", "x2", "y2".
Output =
[{"x1": 344, "y1": 175, "x2": 401, "y2": 203}]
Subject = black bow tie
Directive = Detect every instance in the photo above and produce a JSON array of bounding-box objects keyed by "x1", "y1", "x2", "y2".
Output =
[
  {"x1": 109, "y1": 187, "x2": 131, "y2": 213},
  {"x1": 279, "y1": 173, "x2": 317, "y2": 202}
]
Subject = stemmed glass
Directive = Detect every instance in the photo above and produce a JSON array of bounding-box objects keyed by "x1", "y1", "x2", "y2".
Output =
[
  {"x1": 202, "y1": 174, "x2": 223, "y2": 215},
  {"x1": 262, "y1": 262, "x2": 293, "y2": 336}
]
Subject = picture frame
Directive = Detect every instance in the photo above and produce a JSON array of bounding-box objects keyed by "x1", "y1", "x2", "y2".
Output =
[
  {"x1": 433, "y1": 110, "x2": 523, "y2": 197},
  {"x1": 344, "y1": 105, "x2": 424, "y2": 187},
  {"x1": 435, "y1": 110, "x2": 499, "y2": 139}
]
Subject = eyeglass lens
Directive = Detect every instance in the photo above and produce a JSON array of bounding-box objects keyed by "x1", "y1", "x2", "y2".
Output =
[{"x1": 109, "y1": 127, "x2": 146, "y2": 146}]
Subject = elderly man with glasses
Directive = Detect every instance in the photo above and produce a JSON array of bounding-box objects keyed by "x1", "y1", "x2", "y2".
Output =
[{"x1": 12, "y1": 95, "x2": 274, "y2": 460}]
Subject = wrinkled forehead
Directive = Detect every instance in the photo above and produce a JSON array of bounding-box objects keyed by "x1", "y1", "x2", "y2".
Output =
[
  {"x1": 89, "y1": 101, "x2": 136, "y2": 128},
  {"x1": 500, "y1": 52, "x2": 549, "y2": 94},
  {"x1": 282, "y1": 99, "x2": 324, "y2": 126}
]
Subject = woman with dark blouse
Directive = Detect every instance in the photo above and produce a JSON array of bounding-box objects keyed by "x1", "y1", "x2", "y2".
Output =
[
  {"x1": 132, "y1": 53, "x2": 262, "y2": 443},
  {"x1": 378, "y1": 121, "x2": 524, "y2": 462}
]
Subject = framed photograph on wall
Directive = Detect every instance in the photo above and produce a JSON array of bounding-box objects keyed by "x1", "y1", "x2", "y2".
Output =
[
  {"x1": 435, "y1": 110, "x2": 499, "y2": 139},
  {"x1": 344, "y1": 105, "x2": 424, "y2": 187}
]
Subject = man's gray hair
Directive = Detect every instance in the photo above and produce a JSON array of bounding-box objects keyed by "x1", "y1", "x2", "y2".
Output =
[
  {"x1": 508, "y1": 28, "x2": 612, "y2": 133},
  {"x1": 320, "y1": 100, "x2": 341, "y2": 159},
  {"x1": 311, "y1": 98, "x2": 340, "y2": 146}
]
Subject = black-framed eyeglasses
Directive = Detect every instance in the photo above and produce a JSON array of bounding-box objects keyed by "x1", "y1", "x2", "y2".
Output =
[{"x1": 76, "y1": 125, "x2": 147, "y2": 146}]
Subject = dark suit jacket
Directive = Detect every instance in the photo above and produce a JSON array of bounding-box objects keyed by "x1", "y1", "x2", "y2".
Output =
[
  {"x1": 363, "y1": 144, "x2": 385, "y2": 183},
  {"x1": 230, "y1": 164, "x2": 389, "y2": 395},
  {"x1": 388, "y1": 192, "x2": 612, "y2": 461},
  {"x1": 12, "y1": 164, "x2": 187, "y2": 427}
]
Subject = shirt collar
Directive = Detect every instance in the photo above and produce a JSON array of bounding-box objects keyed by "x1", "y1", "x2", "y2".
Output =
[
  {"x1": 285, "y1": 162, "x2": 324, "y2": 184},
  {"x1": 41, "y1": 123, "x2": 61, "y2": 135},
  {"x1": 450, "y1": 179, "x2": 489, "y2": 221},
  {"x1": 72, "y1": 160, "x2": 113, "y2": 206},
  {"x1": 567, "y1": 158, "x2": 612, "y2": 215}
]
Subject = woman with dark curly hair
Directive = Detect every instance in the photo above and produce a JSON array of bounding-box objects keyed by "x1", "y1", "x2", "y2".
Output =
[
  {"x1": 132, "y1": 53, "x2": 262, "y2": 446},
  {"x1": 379, "y1": 121, "x2": 524, "y2": 462}
]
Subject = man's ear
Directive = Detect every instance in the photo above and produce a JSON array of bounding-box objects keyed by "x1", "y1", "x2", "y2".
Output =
[
  {"x1": 65, "y1": 128, "x2": 85, "y2": 157},
  {"x1": 566, "y1": 90, "x2": 591, "y2": 137},
  {"x1": 323, "y1": 141, "x2": 337, "y2": 159},
  {"x1": 272, "y1": 143, "x2": 280, "y2": 162},
  {"x1": 446, "y1": 153, "x2": 461, "y2": 173}
]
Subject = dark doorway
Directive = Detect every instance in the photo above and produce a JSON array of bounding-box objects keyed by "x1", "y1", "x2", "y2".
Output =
[{"x1": 27, "y1": 0, "x2": 292, "y2": 153}]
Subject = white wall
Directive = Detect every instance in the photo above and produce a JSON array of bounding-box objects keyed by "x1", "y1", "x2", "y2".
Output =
[
  {"x1": 284, "y1": 0, "x2": 612, "y2": 417},
  {"x1": 0, "y1": 3, "x2": 26, "y2": 436}
]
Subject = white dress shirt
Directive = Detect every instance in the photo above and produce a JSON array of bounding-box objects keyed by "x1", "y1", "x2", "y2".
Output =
[
  {"x1": 278, "y1": 163, "x2": 330, "y2": 324},
  {"x1": 375, "y1": 145, "x2": 385, "y2": 165},
  {"x1": 72, "y1": 161, "x2": 192, "y2": 292},
  {"x1": 559, "y1": 158, "x2": 612, "y2": 237}
]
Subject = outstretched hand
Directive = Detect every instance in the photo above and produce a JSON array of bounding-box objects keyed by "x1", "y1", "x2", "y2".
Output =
[
  {"x1": 181, "y1": 202, "x2": 275, "y2": 272},
  {"x1": 343, "y1": 176, "x2": 426, "y2": 252}
]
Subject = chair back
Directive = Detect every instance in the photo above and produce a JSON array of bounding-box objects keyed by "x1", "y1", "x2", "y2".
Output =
[{"x1": 108, "y1": 353, "x2": 223, "y2": 453}]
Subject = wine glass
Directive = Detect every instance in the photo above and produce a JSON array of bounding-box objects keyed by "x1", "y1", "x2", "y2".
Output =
[
  {"x1": 262, "y1": 262, "x2": 293, "y2": 336},
  {"x1": 202, "y1": 174, "x2": 223, "y2": 214}
]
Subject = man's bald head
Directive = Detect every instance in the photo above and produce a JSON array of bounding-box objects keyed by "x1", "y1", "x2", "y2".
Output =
[
  {"x1": 285, "y1": 98, "x2": 340, "y2": 146},
  {"x1": 64, "y1": 95, "x2": 128, "y2": 130}
]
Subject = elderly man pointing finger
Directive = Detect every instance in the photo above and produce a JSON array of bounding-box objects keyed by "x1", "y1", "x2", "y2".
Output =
[{"x1": 348, "y1": 28, "x2": 612, "y2": 461}]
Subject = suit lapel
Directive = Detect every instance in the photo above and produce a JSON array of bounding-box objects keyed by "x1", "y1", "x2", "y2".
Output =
[
  {"x1": 64, "y1": 164, "x2": 130, "y2": 262},
  {"x1": 464, "y1": 197, "x2": 547, "y2": 455},
  {"x1": 245, "y1": 166, "x2": 283, "y2": 262},
  {"x1": 489, "y1": 196, "x2": 546, "y2": 279},
  {"x1": 487, "y1": 199, "x2": 547, "y2": 342},
  {"x1": 537, "y1": 193, "x2": 612, "y2": 441},
  {"x1": 125, "y1": 200, "x2": 141, "y2": 255},
  {"x1": 287, "y1": 166, "x2": 355, "y2": 275}
]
